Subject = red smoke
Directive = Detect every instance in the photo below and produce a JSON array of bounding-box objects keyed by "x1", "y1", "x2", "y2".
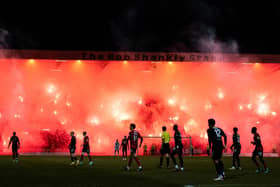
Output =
[{"x1": 0, "y1": 59, "x2": 279, "y2": 155}]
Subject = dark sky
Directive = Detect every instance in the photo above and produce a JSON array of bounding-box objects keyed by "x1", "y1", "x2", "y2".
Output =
[{"x1": 0, "y1": 1, "x2": 279, "y2": 54}]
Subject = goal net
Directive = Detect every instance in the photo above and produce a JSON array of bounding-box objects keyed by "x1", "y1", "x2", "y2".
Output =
[{"x1": 141, "y1": 135, "x2": 193, "y2": 156}]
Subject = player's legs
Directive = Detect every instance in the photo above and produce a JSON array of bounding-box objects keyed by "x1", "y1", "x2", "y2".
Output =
[
  {"x1": 87, "y1": 150, "x2": 92, "y2": 162},
  {"x1": 122, "y1": 149, "x2": 127, "y2": 160},
  {"x1": 171, "y1": 148, "x2": 177, "y2": 165},
  {"x1": 212, "y1": 148, "x2": 224, "y2": 180},
  {"x1": 259, "y1": 157, "x2": 267, "y2": 168},
  {"x1": 232, "y1": 150, "x2": 237, "y2": 168},
  {"x1": 12, "y1": 147, "x2": 17, "y2": 161},
  {"x1": 252, "y1": 150, "x2": 260, "y2": 171},
  {"x1": 124, "y1": 149, "x2": 127, "y2": 159},
  {"x1": 15, "y1": 150, "x2": 19, "y2": 160},
  {"x1": 171, "y1": 147, "x2": 178, "y2": 169},
  {"x1": 160, "y1": 153, "x2": 170, "y2": 168},
  {"x1": 76, "y1": 152, "x2": 84, "y2": 165},
  {"x1": 259, "y1": 157, "x2": 269, "y2": 173},
  {"x1": 13, "y1": 147, "x2": 19, "y2": 163},
  {"x1": 82, "y1": 149, "x2": 93, "y2": 165},
  {"x1": 70, "y1": 153, "x2": 76, "y2": 161},
  {"x1": 134, "y1": 155, "x2": 141, "y2": 167},
  {"x1": 166, "y1": 154, "x2": 170, "y2": 168},
  {"x1": 160, "y1": 147, "x2": 164, "y2": 167},
  {"x1": 236, "y1": 155, "x2": 240, "y2": 168},
  {"x1": 219, "y1": 159, "x2": 224, "y2": 175},
  {"x1": 127, "y1": 149, "x2": 135, "y2": 167},
  {"x1": 12, "y1": 150, "x2": 16, "y2": 160},
  {"x1": 177, "y1": 146, "x2": 184, "y2": 169},
  {"x1": 80, "y1": 152, "x2": 85, "y2": 162},
  {"x1": 70, "y1": 152, "x2": 73, "y2": 162},
  {"x1": 70, "y1": 153, "x2": 77, "y2": 165},
  {"x1": 213, "y1": 159, "x2": 219, "y2": 175},
  {"x1": 132, "y1": 149, "x2": 141, "y2": 167},
  {"x1": 70, "y1": 148, "x2": 77, "y2": 164},
  {"x1": 178, "y1": 153, "x2": 184, "y2": 169},
  {"x1": 126, "y1": 148, "x2": 142, "y2": 171},
  {"x1": 166, "y1": 144, "x2": 171, "y2": 167},
  {"x1": 258, "y1": 151, "x2": 268, "y2": 172},
  {"x1": 162, "y1": 144, "x2": 170, "y2": 168},
  {"x1": 217, "y1": 149, "x2": 224, "y2": 177},
  {"x1": 213, "y1": 159, "x2": 225, "y2": 181},
  {"x1": 78, "y1": 148, "x2": 86, "y2": 165},
  {"x1": 236, "y1": 147, "x2": 241, "y2": 168}
]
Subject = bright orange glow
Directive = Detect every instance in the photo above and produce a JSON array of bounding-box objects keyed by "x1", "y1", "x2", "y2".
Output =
[
  {"x1": 168, "y1": 61, "x2": 173, "y2": 65},
  {"x1": 247, "y1": 104, "x2": 252, "y2": 109},
  {"x1": 89, "y1": 116, "x2": 99, "y2": 125},
  {"x1": 180, "y1": 105, "x2": 187, "y2": 111},
  {"x1": 55, "y1": 93, "x2": 60, "y2": 99},
  {"x1": 218, "y1": 92, "x2": 224, "y2": 99},
  {"x1": 168, "y1": 98, "x2": 176, "y2": 105},
  {"x1": 217, "y1": 88, "x2": 224, "y2": 99},
  {"x1": 257, "y1": 103, "x2": 269, "y2": 115},
  {"x1": 14, "y1": 114, "x2": 21, "y2": 118},
  {"x1": 73, "y1": 60, "x2": 84, "y2": 70},
  {"x1": 239, "y1": 105, "x2": 243, "y2": 110},
  {"x1": 60, "y1": 120, "x2": 66, "y2": 125},
  {"x1": 66, "y1": 101, "x2": 71, "y2": 107},
  {"x1": 0, "y1": 59, "x2": 280, "y2": 155},
  {"x1": 258, "y1": 94, "x2": 266, "y2": 101},
  {"x1": 204, "y1": 103, "x2": 212, "y2": 110},
  {"x1": 28, "y1": 59, "x2": 35, "y2": 64},
  {"x1": 47, "y1": 84, "x2": 56, "y2": 94},
  {"x1": 254, "y1": 63, "x2": 261, "y2": 68},
  {"x1": 18, "y1": 96, "x2": 24, "y2": 103}
]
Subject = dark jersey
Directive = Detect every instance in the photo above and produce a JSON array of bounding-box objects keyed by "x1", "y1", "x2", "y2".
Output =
[
  {"x1": 253, "y1": 133, "x2": 263, "y2": 149},
  {"x1": 207, "y1": 127, "x2": 226, "y2": 149},
  {"x1": 83, "y1": 136, "x2": 90, "y2": 149},
  {"x1": 69, "y1": 136, "x2": 76, "y2": 149},
  {"x1": 121, "y1": 138, "x2": 128, "y2": 149},
  {"x1": 232, "y1": 133, "x2": 241, "y2": 148},
  {"x1": 115, "y1": 142, "x2": 120, "y2": 149},
  {"x1": 128, "y1": 130, "x2": 143, "y2": 149},
  {"x1": 10, "y1": 136, "x2": 20, "y2": 148},
  {"x1": 174, "y1": 130, "x2": 183, "y2": 147}
]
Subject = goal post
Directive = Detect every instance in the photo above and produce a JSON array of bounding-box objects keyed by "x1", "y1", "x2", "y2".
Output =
[{"x1": 142, "y1": 136, "x2": 193, "y2": 156}]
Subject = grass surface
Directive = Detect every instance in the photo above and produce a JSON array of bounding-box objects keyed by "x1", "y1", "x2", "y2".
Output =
[{"x1": 0, "y1": 156, "x2": 278, "y2": 187}]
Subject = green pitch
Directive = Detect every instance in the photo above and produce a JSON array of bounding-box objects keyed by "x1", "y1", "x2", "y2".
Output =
[{"x1": 0, "y1": 156, "x2": 279, "y2": 187}]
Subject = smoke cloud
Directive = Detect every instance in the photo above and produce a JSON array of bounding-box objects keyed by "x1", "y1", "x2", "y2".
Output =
[{"x1": 0, "y1": 59, "x2": 279, "y2": 155}]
